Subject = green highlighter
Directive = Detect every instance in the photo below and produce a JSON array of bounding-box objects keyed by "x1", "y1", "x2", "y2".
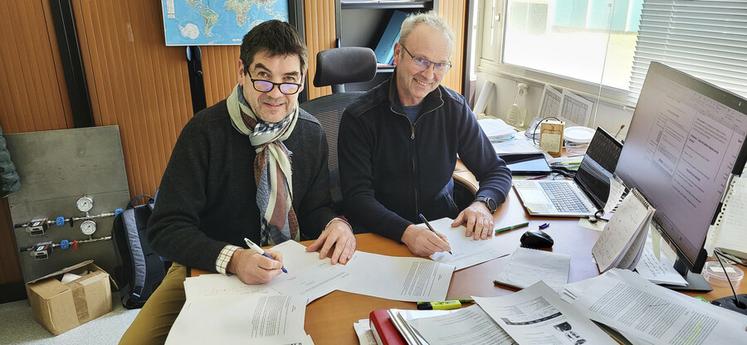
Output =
[{"x1": 416, "y1": 299, "x2": 474, "y2": 310}]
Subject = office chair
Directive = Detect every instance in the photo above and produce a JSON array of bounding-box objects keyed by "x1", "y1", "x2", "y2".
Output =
[{"x1": 300, "y1": 47, "x2": 377, "y2": 210}]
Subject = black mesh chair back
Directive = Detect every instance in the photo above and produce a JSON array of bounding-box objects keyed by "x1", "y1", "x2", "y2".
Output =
[{"x1": 300, "y1": 47, "x2": 377, "y2": 209}]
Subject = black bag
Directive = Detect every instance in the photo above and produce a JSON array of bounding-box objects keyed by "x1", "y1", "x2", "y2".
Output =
[{"x1": 112, "y1": 195, "x2": 169, "y2": 309}]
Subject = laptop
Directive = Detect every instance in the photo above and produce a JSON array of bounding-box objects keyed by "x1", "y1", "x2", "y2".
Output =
[{"x1": 513, "y1": 128, "x2": 623, "y2": 217}]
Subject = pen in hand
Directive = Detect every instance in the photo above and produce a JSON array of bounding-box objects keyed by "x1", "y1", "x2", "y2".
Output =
[
  {"x1": 244, "y1": 238, "x2": 288, "y2": 273},
  {"x1": 418, "y1": 213, "x2": 453, "y2": 255}
]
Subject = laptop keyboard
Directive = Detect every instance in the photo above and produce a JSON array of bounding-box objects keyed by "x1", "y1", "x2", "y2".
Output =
[{"x1": 538, "y1": 181, "x2": 591, "y2": 213}]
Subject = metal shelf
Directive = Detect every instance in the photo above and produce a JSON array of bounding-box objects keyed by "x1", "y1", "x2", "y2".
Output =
[{"x1": 341, "y1": 1, "x2": 431, "y2": 10}]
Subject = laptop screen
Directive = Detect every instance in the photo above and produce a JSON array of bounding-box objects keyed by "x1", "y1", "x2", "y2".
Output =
[{"x1": 573, "y1": 128, "x2": 623, "y2": 208}]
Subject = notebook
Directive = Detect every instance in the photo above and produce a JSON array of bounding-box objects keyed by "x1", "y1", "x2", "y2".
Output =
[
  {"x1": 705, "y1": 173, "x2": 747, "y2": 254},
  {"x1": 513, "y1": 127, "x2": 623, "y2": 217}
]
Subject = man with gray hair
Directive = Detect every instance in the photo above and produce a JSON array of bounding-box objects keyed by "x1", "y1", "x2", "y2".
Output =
[{"x1": 339, "y1": 12, "x2": 512, "y2": 257}]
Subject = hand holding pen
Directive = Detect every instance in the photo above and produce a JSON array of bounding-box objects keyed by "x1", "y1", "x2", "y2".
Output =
[
  {"x1": 244, "y1": 238, "x2": 288, "y2": 273},
  {"x1": 418, "y1": 214, "x2": 453, "y2": 255}
]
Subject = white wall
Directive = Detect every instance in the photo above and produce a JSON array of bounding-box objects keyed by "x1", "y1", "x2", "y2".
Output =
[{"x1": 475, "y1": 71, "x2": 634, "y2": 139}]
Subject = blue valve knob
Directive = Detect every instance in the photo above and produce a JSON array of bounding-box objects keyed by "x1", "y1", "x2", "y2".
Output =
[
  {"x1": 55, "y1": 216, "x2": 66, "y2": 227},
  {"x1": 60, "y1": 239, "x2": 70, "y2": 250},
  {"x1": 115, "y1": 208, "x2": 124, "y2": 216}
]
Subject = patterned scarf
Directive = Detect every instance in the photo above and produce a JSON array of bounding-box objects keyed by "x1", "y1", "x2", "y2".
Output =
[{"x1": 227, "y1": 84, "x2": 300, "y2": 245}]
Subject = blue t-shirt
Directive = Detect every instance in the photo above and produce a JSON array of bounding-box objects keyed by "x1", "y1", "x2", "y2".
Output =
[{"x1": 403, "y1": 104, "x2": 422, "y2": 124}]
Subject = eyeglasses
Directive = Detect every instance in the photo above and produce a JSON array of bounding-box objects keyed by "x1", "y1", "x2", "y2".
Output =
[
  {"x1": 401, "y1": 45, "x2": 452, "y2": 73},
  {"x1": 248, "y1": 77, "x2": 302, "y2": 95}
]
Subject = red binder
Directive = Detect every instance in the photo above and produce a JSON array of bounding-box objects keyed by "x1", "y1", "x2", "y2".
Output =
[{"x1": 369, "y1": 309, "x2": 406, "y2": 345}]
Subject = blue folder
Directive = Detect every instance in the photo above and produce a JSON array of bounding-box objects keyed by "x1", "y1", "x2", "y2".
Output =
[{"x1": 374, "y1": 10, "x2": 408, "y2": 64}]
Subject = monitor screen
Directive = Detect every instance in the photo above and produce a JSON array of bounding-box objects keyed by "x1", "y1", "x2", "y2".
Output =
[
  {"x1": 616, "y1": 62, "x2": 747, "y2": 270},
  {"x1": 574, "y1": 128, "x2": 623, "y2": 209}
]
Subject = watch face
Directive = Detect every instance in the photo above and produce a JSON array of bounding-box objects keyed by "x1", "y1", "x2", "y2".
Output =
[
  {"x1": 80, "y1": 220, "x2": 97, "y2": 235},
  {"x1": 76, "y1": 196, "x2": 94, "y2": 212}
]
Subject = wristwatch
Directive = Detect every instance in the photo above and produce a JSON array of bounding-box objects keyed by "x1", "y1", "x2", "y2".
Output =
[{"x1": 475, "y1": 195, "x2": 497, "y2": 213}]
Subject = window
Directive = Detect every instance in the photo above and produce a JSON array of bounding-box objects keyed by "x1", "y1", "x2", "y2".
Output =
[{"x1": 490, "y1": 0, "x2": 747, "y2": 105}]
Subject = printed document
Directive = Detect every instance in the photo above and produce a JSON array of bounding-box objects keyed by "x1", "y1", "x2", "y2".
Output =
[
  {"x1": 562, "y1": 269, "x2": 747, "y2": 345},
  {"x1": 183, "y1": 240, "x2": 351, "y2": 303},
  {"x1": 475, "y1": 282, "x2": 617, "y2": 345},
  {"x1": 165, "y1": 295, "x2": 311, "y2": 345},
  {"x1": 268, "y1": 240, "x2": 352, "y2": 303},
  {"x1": 407, "y1": 305, "x2": 515, "y2": 345},
  {"x1": 492, "y1": 247, "x2": 571, "y2": 291},
  {"x1": 341, "y1": 251, "x2": 454, "y2": 302},
  {"x1": 428, "y1": 217, "x2": 515, "y2": 270}
]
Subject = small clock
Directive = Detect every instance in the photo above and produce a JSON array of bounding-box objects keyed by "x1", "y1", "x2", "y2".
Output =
[
  {"x1": 80, "y1": 220, "x2": 97, "y2": 236},
  {"x1": 76, "y1": 196, "x2": 94, "y2": 212}
]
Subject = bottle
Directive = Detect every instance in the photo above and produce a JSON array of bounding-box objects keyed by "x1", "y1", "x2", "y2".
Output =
[{"x1": 506, "y1": 83, "x2": 528, "y2": 128}]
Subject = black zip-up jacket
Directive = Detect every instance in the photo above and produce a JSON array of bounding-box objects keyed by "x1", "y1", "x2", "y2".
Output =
[
  {"x1": 338, "y1": 75, "x2": 512, "y2": 241},
  {"x1": 147, "y1": 101, "x2": 337, "y2": 271}
]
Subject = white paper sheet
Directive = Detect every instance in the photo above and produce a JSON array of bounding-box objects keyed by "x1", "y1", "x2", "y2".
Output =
[
  {"x1": 184, "y1": 240, "x2": 351, "y2": 303},
  {"x1": 183, "y1": 274, "x2": 277, "y2": 300},
  {"x1": 475, "y1": 282, "x2": 617, "y2": 345},
  {"x1": 407, "y1": 305, "x2": 515, "y2": 345},
  {"x1": 538, "y1": 84, "x2": 562, "y2": 119},
  {"x1": 602, "y1": 176, "x2": 627, "y2": 220},
  {"x1": 341, "y1": 251, "x2": 454, "y2": 302},
  {"x1": 635, "y1": 239, "x2": 688, "y2": 286},
  {"x1": 165, "y1": 295, "x2": 310, "y2": 345},
  {"x1": 268, "y1": 241, "x2": 352, "y2": 303},
  {"x1": 427, "y1": 217, "x2": 516, "y2": 270},
  {"x1": 492, "y1": 247, "x2": 571, "y2": 291},
  {"x1": 559, "y1": 89, "x2": 593, "y2": 127},
  {"x1": 562, "y1": 269, "x2": 747, "y2": 345}
]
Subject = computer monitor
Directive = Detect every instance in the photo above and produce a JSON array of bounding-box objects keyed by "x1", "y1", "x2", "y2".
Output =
[{"x1": 616, "y1": 62, "x2": 747, "y2": 291}]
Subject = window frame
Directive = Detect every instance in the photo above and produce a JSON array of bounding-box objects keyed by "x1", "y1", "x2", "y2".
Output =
[{"x1": 476, "y1": 0, "x2": 638, "y2": 107}]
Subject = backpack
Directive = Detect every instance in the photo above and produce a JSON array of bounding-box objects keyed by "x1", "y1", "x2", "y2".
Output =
[{"x1": 112, "y1": 195, "x2": 169, "y2": 309}]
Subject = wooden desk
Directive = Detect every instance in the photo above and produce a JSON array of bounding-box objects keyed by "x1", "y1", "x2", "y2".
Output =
[{"x1": 193, "y1": 189, "x2": 746, "y2": 344}]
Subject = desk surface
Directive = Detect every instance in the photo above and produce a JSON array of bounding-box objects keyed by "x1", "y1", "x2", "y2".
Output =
[{"x1": 194, "y1": 180, "x2": 746, "y2": 344}]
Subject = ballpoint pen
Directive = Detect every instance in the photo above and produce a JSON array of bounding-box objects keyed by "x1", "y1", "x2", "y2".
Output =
[
  {"x1": 418, "y1": 213, "x2": 453, "y2": 255},
  {"x1": 244, "y1": 238, "x2": 288, "y2": 273},
  {"x1": 494, "y1": 221, "x2": 530, "y2": 235}
]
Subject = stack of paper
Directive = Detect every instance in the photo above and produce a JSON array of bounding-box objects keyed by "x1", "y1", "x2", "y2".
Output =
[
  {"x1": 475, "y1": 282, "x2": 618, "y2": 344},
  {"x1": 165, "y1": 295, "x2": 313, "y2": 345},
  {"x1": 478, "y1": 118, "x2": 516, "y2": 142},
  {"x1": 405, "y1": 306, "x2": 515, "y2": 345},
  {"x1": 562, "y1": 269, "x2": 747, "y2": 345}
]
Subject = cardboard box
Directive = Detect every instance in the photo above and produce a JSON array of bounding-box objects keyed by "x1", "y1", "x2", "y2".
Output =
[{"x1": 26, "y1": 260, "x2": 112, "y2": 335}]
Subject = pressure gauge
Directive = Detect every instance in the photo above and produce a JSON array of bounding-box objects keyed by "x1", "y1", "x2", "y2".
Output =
[
  {"x1": 80, "y1": 220, "x2": 97, "y2": 236},
  {"x1": 76, "y1": 196, "x2": 94, "y2": 212}
]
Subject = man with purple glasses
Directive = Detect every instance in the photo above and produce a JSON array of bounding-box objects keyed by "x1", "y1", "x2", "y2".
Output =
[
  {"x1": 339, "y1": 12, "x2": 512, "y2": 257},
  {"x1": 120, "y1": 20, "x2": 354, "y2": 345}
]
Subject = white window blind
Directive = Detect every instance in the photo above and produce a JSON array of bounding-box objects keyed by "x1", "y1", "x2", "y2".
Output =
[{"x1": 629, "y1": 0, "x2": 747, "y2": 104}]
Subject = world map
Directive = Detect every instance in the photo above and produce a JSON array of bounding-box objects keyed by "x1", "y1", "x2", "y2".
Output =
[{"x1": 161, "y1": 0, "x2": 289, "y2": 46}]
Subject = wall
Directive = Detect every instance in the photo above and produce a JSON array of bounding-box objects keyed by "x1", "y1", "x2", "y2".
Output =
[
  {"x1": 476, "y1": 73, "x2": 634, "y2": 137},
  {"x1": 437, "y1": 0, "x2": 467, "y2": 94},
  {"x1": 0, "y1": 0, "x2": 74, "y2": 298}
]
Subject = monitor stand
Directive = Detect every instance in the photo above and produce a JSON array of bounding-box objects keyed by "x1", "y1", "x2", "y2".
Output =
[{"x1": 661, "y1": 271, "x2": 712, "y2": 292}]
